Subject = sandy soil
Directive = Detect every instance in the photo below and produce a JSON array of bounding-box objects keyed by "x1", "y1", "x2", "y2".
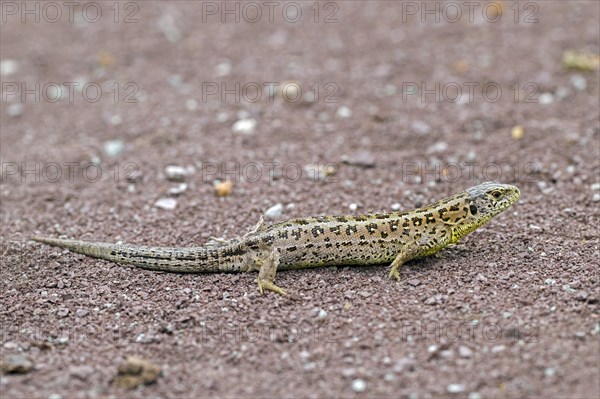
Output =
[{"x1": 1, "y1": 1, "x2": 599, "y2": 398}]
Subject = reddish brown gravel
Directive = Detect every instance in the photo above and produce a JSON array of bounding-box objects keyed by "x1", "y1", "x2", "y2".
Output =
[{"x1": 1, "y1": 2, "x2": 599, "y2": 398}]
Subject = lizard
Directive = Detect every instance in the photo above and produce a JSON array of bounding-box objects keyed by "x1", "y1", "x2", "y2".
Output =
[{"x1": 31, "y1": 181, "x2": 520, "y2": 295}]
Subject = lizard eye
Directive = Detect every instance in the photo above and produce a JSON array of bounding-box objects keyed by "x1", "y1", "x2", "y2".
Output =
[{"x1": 491, "y1": 190, "x2": 501, "y2": 199}]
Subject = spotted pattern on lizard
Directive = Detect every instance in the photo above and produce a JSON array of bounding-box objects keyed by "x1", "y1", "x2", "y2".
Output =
[{"x1": 31, "y1": 182, "x2": 520, "y2": 295}]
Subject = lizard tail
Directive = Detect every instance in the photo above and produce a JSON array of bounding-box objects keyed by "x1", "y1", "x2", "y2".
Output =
[{"x1": 30, "y1": 236, "x2": 222, "y2": 273}]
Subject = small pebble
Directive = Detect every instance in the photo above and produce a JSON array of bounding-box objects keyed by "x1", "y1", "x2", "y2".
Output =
[
  {"x1": 447, "y1": 383, "x2": 466, "y2": 393},
  {"x1": 185, "y1": 99, "x2": 198, "y2": 111},
  {"x1": 593, "y1": 193, "x2": 600, "y2": 202},
  {"x1": 108, "y1": 114, "x2": 122, "y2": 125},
  {"x1": 114, "y1": 356, "x2": 161, "y2": 389},
  {"x1": 103, "y1": 140, "x2": 125, "y2": 157},
  {"x1": 214, "y1": 180, "x2": 233, "y2": 197},
  {"x1": 544, "y1": 278, "x2": 556, "y2": 286},
  {"x1": 570, "y1": 74, "x2": 587, "y2": 91},
  {"x1": 265, "y1": 203, "x2": 284, "y2": 219},
  {"x1": 458, "y1": 345, "x2": 473, "y2": 358},
  {"x1": 167, "y1": 74, "x2": 183, "y2": 88},
  {"x1": 351, "y1": 378, "x2": 366, "y2": 393},
  {"x1": 0, "y1": 59, "x2": 18, "y2": 76},
  {"x1": 562, "y1": 284, "x2": 576, "y2": 293},
  {"x1": 544, "y1": 367, "x2": 556, "y2": 377},
  {"x1": 337, "y1": 106, "x2": 352, "y2": 118},
  {"x1": 411, "y1": 120, "x2": 431, "y2": 135},
  {"x1": 491, "y1": 345, "x2": 505, "y2": 353},
  {"x1": 1, "y1": 355, "x2": 34, "y2": 374},
  {"x1": 165, "y1": 165, "x2": 188, "y2": 181},
  {"x1": 168, "y1": 183, "x2": 188, "y2": 196},
  {"x1": 392, "y1": 358, "x2": 415, "y2": 373},
  {"x1": 538, "y1": 92, "x2": 554, "y2": 105},
  {"x1": 75, "y1": 309, "x2": 89, "y2": 318},
  {"x1": 232, "y1": 118, "x2": 257, "y2": 135},
  {"x1": 317, "y1": 309, "x2": 327, "y2": 319},
  {"x1": 7, "y1": 103, "x2": 24, "y2": 117},
  {"x1": 511, "y1": 125, "x2": 524, "y2": 140},
  {"x1": 216, "y1": 62, "x2": 232, "y2": 77},
  {"x1": 341, "y1": 151, "x2": 375, "y2": 168},
  {"x1": 154, "y1": 198, "x2": 177, "y2": 210},
  {"x1": 427, "y1": 141, "x2": 448, "y2": 153},
  {"x1": 390, "y1": 203, "x2": 402, "y2": 211},
  {"x1": 281, "y1": 81, "x2": 301, "y2": 102},
  {"x1": 348, "y1": 203, "x2": 358, "y2": 212}
]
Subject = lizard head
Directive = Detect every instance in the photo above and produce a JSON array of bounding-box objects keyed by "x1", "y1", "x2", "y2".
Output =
[{"x1": 450, "y1": 182, "x2": 520, "y2": 243}]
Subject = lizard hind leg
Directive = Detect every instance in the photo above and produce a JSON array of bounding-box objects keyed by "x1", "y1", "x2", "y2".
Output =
[{"x1": 257, "y1": 249, "x2": 287, "y2": 296}]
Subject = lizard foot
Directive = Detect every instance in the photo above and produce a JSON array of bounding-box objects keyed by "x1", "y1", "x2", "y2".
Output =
[
  {"x1": 258, "y1": 279, "x2": 287, "y2": 296},
  {"x1": 256, "y1": 248, "x2": 287, "y2": 295},
  {"x1": 388, "y1": 268, "x2": 401, "y2": 281}
]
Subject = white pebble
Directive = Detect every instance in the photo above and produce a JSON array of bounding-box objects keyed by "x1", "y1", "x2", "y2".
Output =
[
  {"x1": 593, "y1": 193, "x2": 600, "y2": 202},
  {"x1": 154, "y1": 197, "x2": 177, "y2": 210},
  {"x1": 458, "y1": 345, "x2": 473, "y2": 358},
  {"x1": 539, "y1": 92, "x2": 554, "y2": 104},
  {"x1": 491, "y1": 345, "x2": 505, "y2": 353},
  {"x1": 390, "y1": 203, "x2": 402, "y2": 211},
  {"x1": 165, "y1": 165, "x2": 188, "y2": 181},
  {"x1": 7, "y1": 103, "x2": 24, "y2": 117},
  {"x1": 103, "y1": 140, "x2": 124, "y2": 157},
  {"x1": 337, "y1": 106, "x2": 352, "y2": 118},
  {"x1": 349, "y1": 203, "x2": 358, "y2": 211},
  {"x1": 217, "y1": 112, "x2": 229, "y2": 123},
  {"x1": 185, "y1": 99, "x2": 198, "y2": 111},
  {"x1": 265, "y1": 203, "x2": 284, "y2": 219},
  {"x1": 544, "y1": 367, "x2": 556, "y2": 377},
  {"x1": 447, "y1": 384, "x2": 466, "y2": 393},
  {"x1": 0, "y1": 59, "x2": 18, "y2": 76},
  {"x1": 216, "y1": 62, "x2": 232, "y2": 77},
  {"x1": 427, "y1": 141, "x2": 448, "y2": 153},
  {"x1": 351, "y1": 379, "x2": 366, "y2": 393},
  {"x1": 46, "y1": 85, "x2": 63, "y2": 101},
  {"x1": 570, "y1": 74, "x2": 587, "y2": 91},
  {"x1": 168, "y1": 183, "x2": 188, "y2": 196},
  {"x1": 317, "y1": 309, "x2": 327, "y2": 319},
  {"x1": 109, "y1": 114, "x2": 122, "y2": 125},
  {"x1": 544, "y1": 278, "x2": 556, "y2": 286},
  {"x1": 591, "y1": 183, "x2": 600, "y2": 191},
  {"x1": 232, "y1": 118, "x2": 257, "y2": 135},
  {"x1": 411, "y1": 120, "x2": 431, "y2": 135}
]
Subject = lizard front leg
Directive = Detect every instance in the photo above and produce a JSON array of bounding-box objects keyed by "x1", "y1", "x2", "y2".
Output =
[
  {"x1": 388, "y1": 244, "x2": 420, "y2": 281},
  {"x1": 389, "y1": 229, "x2": 453, "y2": 280},
  {"x1": 257, "y1": 249, "x2": 287, "y2": 295}
]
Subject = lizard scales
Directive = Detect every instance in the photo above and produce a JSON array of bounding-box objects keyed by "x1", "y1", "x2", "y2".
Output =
[{"x1": 32, "y1": 182, "x2": 520, "y2": 295}]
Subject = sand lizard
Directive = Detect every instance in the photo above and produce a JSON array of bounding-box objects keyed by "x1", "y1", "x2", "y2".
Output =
[{"x1": 31, "y1": 182, "x2": 520, "y2": 295}]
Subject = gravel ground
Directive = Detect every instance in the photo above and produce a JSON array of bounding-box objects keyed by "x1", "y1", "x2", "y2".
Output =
[{"x1": 1, "y1": 1, "x2": 599, "y2": 398}]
